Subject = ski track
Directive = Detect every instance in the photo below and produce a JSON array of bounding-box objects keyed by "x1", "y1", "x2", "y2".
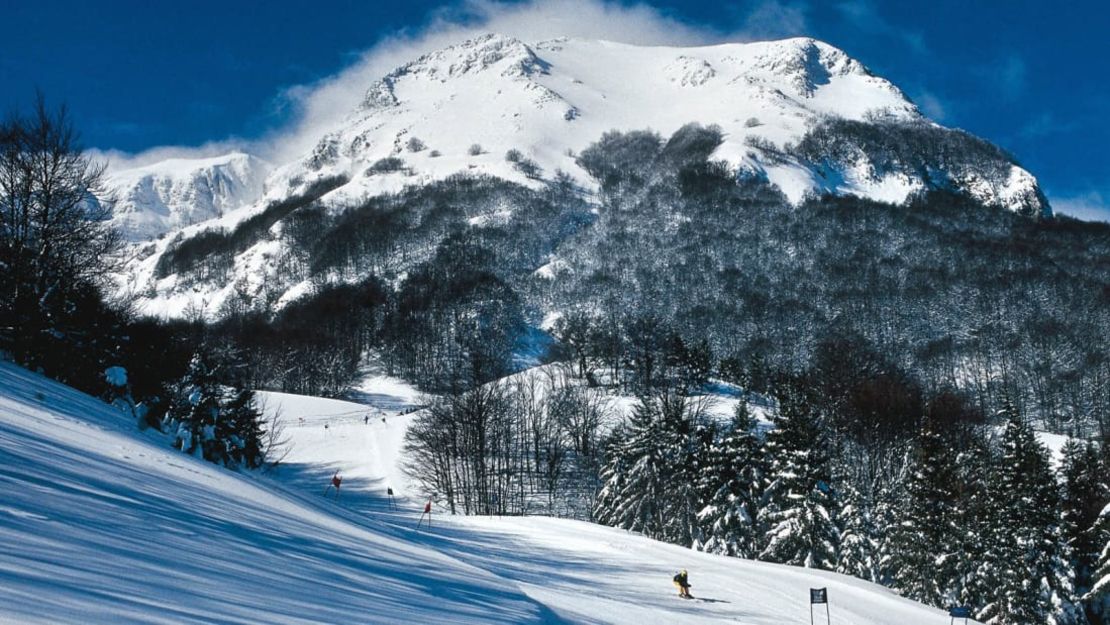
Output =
[{"x1": 0, "y1": 362, "x2": 969, "y2": 623}]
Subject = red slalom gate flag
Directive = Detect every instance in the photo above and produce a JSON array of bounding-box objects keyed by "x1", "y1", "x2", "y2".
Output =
[
  {"x1": 423, "y1": 502, "x2": 431, "y2": 514},
  {"x1": 332, "y1": 475, "x2": 342, "y2": 488}
]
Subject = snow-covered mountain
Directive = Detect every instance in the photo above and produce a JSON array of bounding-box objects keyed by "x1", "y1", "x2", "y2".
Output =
[
  {"x1": 112, "y1": 34, "x2": 1051, "y2": 317},
  {"x1": 268, "y1": 33, "x2": 1042, "y2": 212},
  {"x1": 106, "y1": 152, "x2": 270, "y2": 241}
]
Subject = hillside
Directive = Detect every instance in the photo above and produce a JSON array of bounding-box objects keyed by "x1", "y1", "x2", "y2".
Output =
[{"x1": 0, "y1": 361, "x2": 965, "y2": 624}]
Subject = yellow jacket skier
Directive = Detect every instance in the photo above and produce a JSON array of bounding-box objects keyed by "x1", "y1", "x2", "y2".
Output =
[{"x1": 673, "y1": 569, "x2": 692, "y2": 598}]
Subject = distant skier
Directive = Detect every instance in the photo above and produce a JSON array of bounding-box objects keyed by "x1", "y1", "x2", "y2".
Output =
[
  {"x1": 673, "y1": 569, "x2": 692, "y2": 599},
  {"x1": 364, "y1": 414, "x2": 369, "y2": 425}
]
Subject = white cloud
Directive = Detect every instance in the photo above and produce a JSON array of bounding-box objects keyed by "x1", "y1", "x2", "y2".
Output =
[
  {"x1": 98, "y1": 0, "x2": 817, "y2": 169},
  {"x1": 1050, "y1": 191, "x2": 1110, "y2": 223},
  {"x1": 975, "y1": 54, "x2": 1026, "y2": 101},
  {"x1": 738, "y1": 1, "x2": 810, "y2": 39},
  {"x1": 911, "y1": 90, "x2": 947, "y2": 122},
  {"x1": 89, "y1": 141, "x2": 251, "y2": 173},
  {"x1": 834, "y1": 0, "x2": 927, "y2": 54}
]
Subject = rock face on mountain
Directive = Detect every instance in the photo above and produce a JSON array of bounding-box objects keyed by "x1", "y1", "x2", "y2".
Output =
[
  {"x1": 106, "y1": 153, "x2": 270, "y2": 241},
  {"x1": 112, "y1": 34, "x2": 1052, "y2": 317}
]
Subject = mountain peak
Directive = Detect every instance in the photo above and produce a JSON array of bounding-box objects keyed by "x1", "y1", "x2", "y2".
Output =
[{"x1": 106, "y1": 152, "x2": 271, "y2": 242}]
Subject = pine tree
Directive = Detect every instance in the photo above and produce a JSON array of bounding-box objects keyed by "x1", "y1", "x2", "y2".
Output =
[
  {"x1": 222, "y1": 387, "x2": 265, "y2": 468},
  {"x1": 1086, "y1": 504, "x2": 1110, "y2": 622},
  {"x1": 837, "y1": 485, "x2": 879, "y2": 582},
  {"x1": 977, "y1": 405, "x2": 1083, "y2": 625},
  {"x1": 166, "y1": 353, "x2": 223, "y2": 460},
  {"x1": 696, "y1": 401, "x2": 764, "y2": 558},
  {"x1": 951, "y1": 438, "x2": 993, "y2": 612},
  {"x1": 883, "y1": 425, "x2": 960, "y2": 607},
  {"x1": 595, "y1": 393, "x2": 705, "y2": 545},
  {"x1": 164, "y1": 352, "x2": 266, "y2": 469},
  {"x1": 758, "y1": 380, "x2": 839, "y2": 569},
  {"x1": 1060, "y1": 441, "x2": 1109, "y2": 611}
]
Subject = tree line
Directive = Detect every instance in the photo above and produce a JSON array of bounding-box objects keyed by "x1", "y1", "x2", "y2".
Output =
[{"x1": 0, "y1": 95, "x2": 272, "y2": 471}]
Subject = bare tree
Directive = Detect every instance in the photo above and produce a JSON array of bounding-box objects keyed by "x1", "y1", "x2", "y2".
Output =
[
  {"x1": 0, "y1": 95, "x2": 120, "y2": 347},
  {"x1": 0, "y1": 95, "x2": 118, "y2": 297}
]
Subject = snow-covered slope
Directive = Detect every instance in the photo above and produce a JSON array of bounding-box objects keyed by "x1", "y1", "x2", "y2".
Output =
[
  {"x1": 1, "y1": 361, "x2": 969, "y2": 623},
  {"x1": 106, "y1": 152, "x2": 270, "y2": 241},
  {"x1": 0, "y1": 362, "x2": 550, "y2": 624}
]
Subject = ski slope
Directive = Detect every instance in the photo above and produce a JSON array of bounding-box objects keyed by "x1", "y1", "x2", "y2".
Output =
[
  {"x1": 0, "y1": 361, "x2": 969, "y2": 623},
  {"x1": 0, "y1": 363, "x2": 552, "y2": 624}
]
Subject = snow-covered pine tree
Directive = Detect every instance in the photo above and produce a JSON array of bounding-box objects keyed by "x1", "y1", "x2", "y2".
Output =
[
  {"x1": 164, "y1": 352, "x2": 267, "y2": 469},
  {"x1": 221, "y1": 387, "x2": 265, "y2": 469},
  {"x1": 837, "y1": 484, "x2": 879, "y2": 582},
  {"x1": 696, "y1": 401, "x2": 764, "y2": 558},
  {"x1": 1086, "y1": 504, "x2": 1110, "y2": 622},
  {"x1": 951, "y1": 437, "x2": 993, "y2": 612},
  {"x1": 595, "y1": 393, "x2": 705, "y2": 545},
  {"x1": 977, "y1": 404, "x2": 1084, "y2": 625},
  {"x1": 883, "y1": 425, "x2": 959, "y2": 607},
  {"x1": 758, "y1": 379, "x2": 839, "y2": 569},
  {"x1": 1060, "y1": 440, "x2": 1109, "y2": 617},
  {"x1": 166, "y1": 353, "x2": 224, "y2": 460}
]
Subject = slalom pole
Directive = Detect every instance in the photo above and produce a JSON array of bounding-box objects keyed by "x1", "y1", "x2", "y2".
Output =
[
  {"x1": 415, "y1": 500, "x2": 432, "y2": 529},
  {"x1": 325, "y1": 471, "x2": 341, "y2": 499}
]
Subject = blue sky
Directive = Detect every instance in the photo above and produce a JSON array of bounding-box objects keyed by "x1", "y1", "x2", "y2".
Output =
[{"x1": 3, "y1": 0, "x2": 1108, "y2": 219}]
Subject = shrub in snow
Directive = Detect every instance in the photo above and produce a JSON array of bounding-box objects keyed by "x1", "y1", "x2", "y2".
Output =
[
  {"x1": 406, "y1": 136, "x2": 426, "y2": 152},
  {"x1": 366, "y1": 157, "x2": 405, "y2": 175},
  {"x1": 513, "y1": 157, "x2": 543, "y2": 179},
  {"x1": 468, "y1": 143, "x2": 483, "y2": 156},
  {"x1": 103, "y1": 365, "x2": 139, "y2": 420}
]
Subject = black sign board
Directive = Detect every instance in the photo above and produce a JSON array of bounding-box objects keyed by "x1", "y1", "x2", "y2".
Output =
[
  {"x1": 949, "y1": 607, "x2": 972, "y2": 618},
  {"x1": 810, "y1": 588, "x2": 828, "y2": 604}
]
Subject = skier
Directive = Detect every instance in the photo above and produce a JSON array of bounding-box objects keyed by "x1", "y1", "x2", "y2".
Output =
[{"x1": 673, "y1": 569, "x2": 692, "y2": 598}]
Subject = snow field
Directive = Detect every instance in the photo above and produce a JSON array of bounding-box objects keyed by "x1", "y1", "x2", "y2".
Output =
[{"x1": 0, "y1": 361, "x2": 974, "y2": 623}]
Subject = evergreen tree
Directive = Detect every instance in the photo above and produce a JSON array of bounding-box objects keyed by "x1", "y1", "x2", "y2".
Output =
[
  {"x1": 164, "y1": 351, "x2": 266, "y2": 469},
  {"x1": 696, "y1": 401, "x2": 764, "y2": 558},
  {"x1": 883, "y1": 425, "x2": 960, "y2": 607},
  {"x1": 837, "y1": 485, "x2": 880, "y2": 582},
  {"x1": 221, "y1": 387, "x2": 265, "y2": 469},
  {"x1": 977, "y1": 405, "x2": 1083, "y2": 625},
  {"x1": 758, "y1": 379, "x2": 839, "y2": 569},
  {"x1": 166, "y1": 353, "x2": 224, "y2": 460},
  {"x1": 1086, "y1": 504, "x2": 1110, "y2": 622},
  {"x1": 951, "y1": 437, "x2": 994, "y2": 612},
  {"x1": 1060, "y1": 441, "x2": 1109, "y2": 617},
  {"x1": 595, "y1": 393, "x2": 705, "y2": 545}
]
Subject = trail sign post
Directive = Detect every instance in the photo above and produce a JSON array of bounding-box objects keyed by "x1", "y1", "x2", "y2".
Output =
[
  {"x1": 810, "y1": 588, "x2": 829, "y2": 625},
  {"x1": 949, "y1": 606, "x2": 971, "y2": 624}
]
